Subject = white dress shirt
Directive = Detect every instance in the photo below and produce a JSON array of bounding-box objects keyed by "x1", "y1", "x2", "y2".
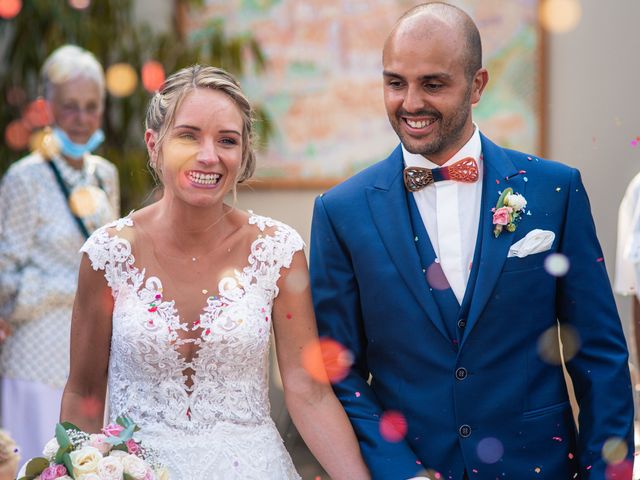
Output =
[{"x1": 403, "y1": 127, "x2": 483, "y2": 303}]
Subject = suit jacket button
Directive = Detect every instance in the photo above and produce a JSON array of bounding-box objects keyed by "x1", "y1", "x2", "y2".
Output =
[
  {"x1": 455, "y1": 367, "x2": 468, "y2": 380},
  {"x1": 459, "y1": 424, "x2": 471, "y2": 438},
  {"x1": 457, "y1": 318, "x2": 466, "y2": 328}
]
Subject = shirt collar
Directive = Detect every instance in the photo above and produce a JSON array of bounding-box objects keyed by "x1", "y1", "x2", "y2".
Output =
[{"x1": 402, "y1": 124, "x2": 482, "y2": 170}]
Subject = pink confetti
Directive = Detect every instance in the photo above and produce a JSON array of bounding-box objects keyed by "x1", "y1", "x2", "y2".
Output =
[
  {"x1": 379, "y1": 411, "x2": 408, "y2": 442},
  {"x1": 586, "y1": 465, "x2": 592, "y2": 470},
  {"x1": 632, "y1": 140, "x2": 638, "y2": 147},
  {"x1": 568, "y1": 453, "x2": 574, "y2": 459},
  {"x1": 415, "y1": 460, "x2": 421, "y2": 465},
  {"x1": 355, "y1": 391, "x2": 361, "y2": 397},
  {"x1": 552, "y1": 436, "x2": 563, "y2": 442},
  {"x1": 495, "y1": 179, "x2": 500, "y2": 184},
  {"x1": 472, "y1": 469, "x2": 478, "y2": 473},
  {"x1": 596, "y1": 257, "x2": 604, "y2": 262}
]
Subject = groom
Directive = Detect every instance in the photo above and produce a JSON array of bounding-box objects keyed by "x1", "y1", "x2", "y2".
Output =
[{"x1": 309, "y1": 2, "x2": 634, "y2": 479}]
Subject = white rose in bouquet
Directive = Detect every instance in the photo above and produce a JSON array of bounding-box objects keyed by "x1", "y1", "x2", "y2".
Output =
[
  {"x1": 42, "y1": 437, "x2": 60, "y2": 460},
  {"x1": 69, "y1": 446, "x2": 102, "y2": 477},
  {"x1": 97, "y1": 455, "x2": 124, "y2": 480},
  {"x1": 122, "y1": 453, "x2": 149, "y2": 480},
  {"x1": 89, "y1": 433, "x2": 112, "y2": 455},
  {"x1": 76, "y1": 474, "x2": 101, "y2": 480},
  {"x1": 108, "y1": 450, "x2": 128, "y2": 459}
]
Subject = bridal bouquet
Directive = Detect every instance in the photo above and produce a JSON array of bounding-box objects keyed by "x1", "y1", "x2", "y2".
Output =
[{"x1": 18, "y1": 417, "x2": 169, "y2": 480}]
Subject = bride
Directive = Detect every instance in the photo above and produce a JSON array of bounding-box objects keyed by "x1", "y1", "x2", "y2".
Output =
[{"x1": 60, "y1": 65, "x2": 370, "y2": 479}]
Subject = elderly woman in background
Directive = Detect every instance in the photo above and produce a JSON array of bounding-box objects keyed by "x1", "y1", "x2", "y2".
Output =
[{"x1": 0, "y1": 45, "x2": 119, "y2": 460}]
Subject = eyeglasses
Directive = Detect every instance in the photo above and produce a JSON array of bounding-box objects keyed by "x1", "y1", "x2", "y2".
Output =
[{"x1": 58, "y1": 103, "x2": 102, "y2": 117}]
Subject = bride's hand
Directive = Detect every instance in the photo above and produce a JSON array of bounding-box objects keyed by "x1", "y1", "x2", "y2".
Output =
[{"x1": 0, "y1": 318, "x2": 11, "y2": 342}]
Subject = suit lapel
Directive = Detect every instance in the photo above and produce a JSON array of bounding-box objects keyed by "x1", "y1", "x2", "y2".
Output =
[
  {"x1": 366, "y1": 146, "x2": 451, "y2": 342},
  {"x1": 461, "y1": 135, "x2": 526, "y2": 347}
]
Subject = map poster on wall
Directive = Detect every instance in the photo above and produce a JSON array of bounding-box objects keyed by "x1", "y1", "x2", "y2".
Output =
[{"x1": 190, "y1": 0, "x2": 543, "y2": 188}]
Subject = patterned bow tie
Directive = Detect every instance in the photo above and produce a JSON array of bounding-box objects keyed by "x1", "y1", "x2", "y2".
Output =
[{"x1": 403, "y1": 157, "x2": 479, "y2": 192}]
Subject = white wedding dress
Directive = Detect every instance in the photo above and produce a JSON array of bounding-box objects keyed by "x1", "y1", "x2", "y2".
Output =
[{"x1": 81, "y1": 213, "x2": 303, "y2": 480}]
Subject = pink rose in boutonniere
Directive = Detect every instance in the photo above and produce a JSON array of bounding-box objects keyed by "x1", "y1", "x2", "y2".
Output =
[{"x1": 492, "y1": 188, "x2": 527, "y2": 237}]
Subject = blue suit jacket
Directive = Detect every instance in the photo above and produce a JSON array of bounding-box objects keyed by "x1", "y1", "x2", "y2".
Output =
[{"x1": 309, "y1": 134, "x2": 634, "y2": 479}]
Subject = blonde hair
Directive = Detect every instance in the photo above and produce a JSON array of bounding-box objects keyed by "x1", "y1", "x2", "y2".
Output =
[
  {"x1": 145, "y1": 64, "x2": 256, "y2": 184},
  {"x1": 41, "y1": 45, "x2": 105, "y2": 102}
]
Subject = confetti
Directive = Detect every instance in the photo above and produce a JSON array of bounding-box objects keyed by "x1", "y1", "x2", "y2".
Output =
[
  {"x1": 69, "y1": 0, "x2": 90, "y2": 9},
  {"x1": 605, "y1": 460, "x2": 633, "y2": 479},
  {"x1": 426, "y1": 262, "x2": 450, "y2": 291},
  {"x1": 106, "y1": 63, "x2": 138, "y2": 97},
  {"x1": 539, "y1": 0, "x2": 582, "y2": 33},
  {"x1": 355, "y1": 391, "x2": 360, "y2": 397},
  {"x1": 544, "y1": 253, "x2": 570, "y2": 277},
  {"x1": 4, "y1": 120, "x2": 30, "y2": 150},
  {"x1": 301, "y1": 338, "x2": 353, "y2": 384},
  {"x1": 538, "y1": 324, "x2": 581, "y2": 364},
  {"x1": 379, "y1": 410, "x2": 407, "y2": 443},
  {"x1": 602, "y1": 437, "x2": 628, "y2": 465},
  {"x1": 0, "y1": 0, "x2": 21, "y2": 19},
  {"x1": 534, "y1": 466, "x2": 541, "y2": 473},
  {"x1": 142, "y1": 60, "x2": 165, "y2": 92},
  {"x1": 476, "y1": 437, "x2": 504, "y2": 464},
  {"x1": 556, "y1": 187, "x2": 561, "y2": 192},
  {"x1": 552, "y1": 436, "x2": 563, "y2": 442}
]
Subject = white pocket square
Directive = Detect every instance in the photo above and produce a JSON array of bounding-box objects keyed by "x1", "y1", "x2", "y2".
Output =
[{"x1": 507, "y1": 229, "x2": 555, "y2": 258}]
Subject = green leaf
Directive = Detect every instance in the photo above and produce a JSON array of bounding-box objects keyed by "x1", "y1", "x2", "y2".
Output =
[
  {"x1": 496, "y1": 187, "x2": 513, "y2": 209},
  {"x1": 23, "y1": 457, "x2": 48, "y2": 476},
  {"x1": 62, "y1": 452, "x2": 75, "y2": 480},
  {"x1": 59, "y1": 421, "x2": 81, "y2": 431},
  {"x1": 112, "y1": 443, "x2": 129, "y2": 452},
  {"x1": 55, "y1": 423, "x2": 71, "y2": 450},
  {"x1": 123, "y1": 474, "x2": 136, "y2": 480}
]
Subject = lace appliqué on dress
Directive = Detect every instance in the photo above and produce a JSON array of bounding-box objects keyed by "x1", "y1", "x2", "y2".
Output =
[{"x1": 79, "y1": 213, "x2": 304, "y2": 480}]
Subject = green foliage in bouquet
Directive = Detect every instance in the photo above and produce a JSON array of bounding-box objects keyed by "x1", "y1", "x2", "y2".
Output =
[
  {"x1": 18, "y1": 416, "x2": 162, "y2": 480},
  {"x1": 0, "y1": 0, "x2": 272, "y2": 213}
]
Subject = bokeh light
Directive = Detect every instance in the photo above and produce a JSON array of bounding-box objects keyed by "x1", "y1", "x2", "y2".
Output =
[
  {"x1": 544, "y1": 253, "x2": 570, "y2": 277},
  {"x1": 426, "y1": 261, "x2": 450, "y2": 290},
  {"x1": 301, "y1": 338, "x2": 353, "y2": 384},
  {"x1": 106, "y1": 63, "x2": 138, "y2": 97},
  {"x1": 476, "y1": 437, "x2": 504, "y2": 464},
  {"x1": 539, "y1": 0, "x2": 582, "y2": 34},
  {"x1": 5, "y1": 120, "x2": 30, "y2": 150},
  {"x1": 69, "y1": 185, "x2": 102, "y2": 217},
  {"x1": 23, "y1": 98, "x2": 54, "y2": 128},
  {"x1": 142, "y1": 60, "x2": 165, "y2": 92},
  {"x1": 602, "y1": 437, "x2": 628, "y2": 465},
  {"x1": 537, "y1": 324, "x2": 581, "y2": 364},
  {"x1": 0, "y1": 0, "x2": 21, "y2": 19},
  {"x1": 68, "y1": 0, "x2": 90, "y2": 9},
  {"x1": 29, "y1": 128, "x2": 60, "y2": 158},
  {"x1": 379, "y1": 410, "x2": 408, "y2": 443}
]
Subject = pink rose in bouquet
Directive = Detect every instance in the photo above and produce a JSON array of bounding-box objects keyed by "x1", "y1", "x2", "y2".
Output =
[
  {"x1": 101, "y1": 423, "x2": 124, "y2": 437},
  {"x1": 40, "y1": 464, "x2": 67, "y2": 480}
]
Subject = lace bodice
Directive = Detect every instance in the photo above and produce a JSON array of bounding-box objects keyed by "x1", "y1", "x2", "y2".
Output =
[{"x1": 81, "y1": 212, "x2": 303, "y2": 479}]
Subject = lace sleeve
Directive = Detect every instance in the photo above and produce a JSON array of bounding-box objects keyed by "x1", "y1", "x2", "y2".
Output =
[
  {"x1": 79, "y1": 217, "x2": 134, "y2": 294},
  {"x1": 248, "y1": 215, "x2": 305, "y2": 298}
]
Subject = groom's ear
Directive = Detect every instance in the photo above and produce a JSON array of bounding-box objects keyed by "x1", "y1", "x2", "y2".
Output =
[{"x1": 470, "y1": 68, "x2": 489, "y2": 106}]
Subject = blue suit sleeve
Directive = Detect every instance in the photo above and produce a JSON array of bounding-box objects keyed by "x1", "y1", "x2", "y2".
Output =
[
  {"x1": 309, "y1": 195, "x2": 424, "y2": 480},
  {"x1": 556, "y1": 169, "x2": 635, "y2": 478}
]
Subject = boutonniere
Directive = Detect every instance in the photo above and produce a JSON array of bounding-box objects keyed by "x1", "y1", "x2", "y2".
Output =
[{"x1": 492, "y1": 188, "x2": 527, "y2": 237}]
